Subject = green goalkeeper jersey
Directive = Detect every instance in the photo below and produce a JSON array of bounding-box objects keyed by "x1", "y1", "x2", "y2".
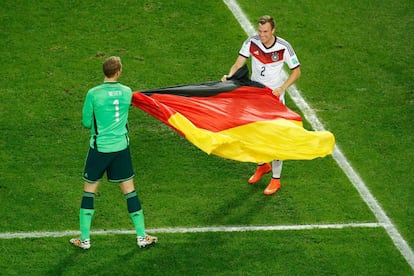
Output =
[{"x1": 82, "y1": 82, "x2": 132, "y2": 153}]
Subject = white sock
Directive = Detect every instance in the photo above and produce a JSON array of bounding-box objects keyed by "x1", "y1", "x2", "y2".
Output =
[
  {"x1": 270, "y1": 96, "x2": 285, "y2": 179},
  {"x1": 271, "y1": 160, "x2": 283, "y2": 178}
]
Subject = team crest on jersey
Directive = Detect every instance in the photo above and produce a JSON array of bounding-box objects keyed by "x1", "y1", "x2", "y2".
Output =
[{"x1": 271, "y1": 52, "x2": 280, "y2": 61}]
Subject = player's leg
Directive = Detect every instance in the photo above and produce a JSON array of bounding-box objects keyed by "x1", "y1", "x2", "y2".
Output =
[
  {"x1": 262, "y1": 96, "x2": 285, "y2": 195},
  {"x1": 71, "y1": 147, "x2": 105, "y2": 249},
  {"x1": 70, "y1": 182, "x2": 100, "y2": 249},
  {"x1": 119, "y1": 179, "x2": 145, "y2": 238},
  {"x1": 264, "y1": 160, "x2": 282, "y2": 195},
  {"x1": 119, "y1": 179, "x2": 158, "y2": 248},
  {"x1": 110, "y1": 147, "x2": 157, "y2": 248}
]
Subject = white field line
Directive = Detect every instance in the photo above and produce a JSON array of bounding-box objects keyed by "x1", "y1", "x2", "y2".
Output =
[
  {"x1": 223, "y1": 0, "x2": 414, "y2": 270},
  {"x1": 0, "y1": 223, "x2": 383, "y2": 239}
]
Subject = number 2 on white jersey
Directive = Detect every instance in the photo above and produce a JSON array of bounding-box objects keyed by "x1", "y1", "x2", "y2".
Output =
[{"x1": 260, "y1": 66, "x2": 266, "y2": 77}]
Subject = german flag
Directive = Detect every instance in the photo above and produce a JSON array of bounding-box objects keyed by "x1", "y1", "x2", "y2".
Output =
[{"x1": 131, "y1": 66, "x2": 335, "y2": 163}]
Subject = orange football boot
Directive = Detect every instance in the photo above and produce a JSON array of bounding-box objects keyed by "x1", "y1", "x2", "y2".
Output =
[
  {"x1": 263, "y1": 178, "x2": 281, "y2": 195},
  {"x1": 248, "y1": 163, "x2": 272, "y2": 184}
]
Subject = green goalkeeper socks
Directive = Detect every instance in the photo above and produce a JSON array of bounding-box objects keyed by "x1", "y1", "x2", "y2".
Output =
[
  {"x1": 129, "y1": 209, "x2": 146, "y2": 237},
  {"x1": 79, "y1": 192, "x2": 95, "y2": 241},
  {"x1": 78, "y1": 191, "x2": 146, "y2": 240},
  {"x1": 125, "y1": 191, "x2": 146, "y2": 237},
  {"x1": 80, "y1": 208, "x2": 95, "y2": 241}
]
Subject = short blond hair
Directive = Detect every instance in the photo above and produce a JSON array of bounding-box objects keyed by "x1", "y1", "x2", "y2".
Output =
[{"x1": 258, "y1": 15, "x2": 275, "y2": 30}]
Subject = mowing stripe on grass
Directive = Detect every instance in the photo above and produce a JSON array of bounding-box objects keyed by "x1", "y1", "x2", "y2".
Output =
[
  {"x1": 0, "y1": 222, "x2": 383, "y2": 239},
  {"x1": 223, "y1": 0, "x2": 414, "y2": 270}
]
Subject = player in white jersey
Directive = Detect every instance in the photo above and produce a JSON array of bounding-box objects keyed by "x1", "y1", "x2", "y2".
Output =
[{"x1": 222, "y1": 15, "x2": 301, "y2": 195}]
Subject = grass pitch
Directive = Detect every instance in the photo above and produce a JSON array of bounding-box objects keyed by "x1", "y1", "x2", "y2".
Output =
[{"x1": 0, "y1": 0, "x2": 413, "y2": 274}]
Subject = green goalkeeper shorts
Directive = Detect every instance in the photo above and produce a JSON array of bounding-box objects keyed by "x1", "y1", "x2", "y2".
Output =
[{"x1": 83, "y1": 146, "x2": 135, "y2": 183}]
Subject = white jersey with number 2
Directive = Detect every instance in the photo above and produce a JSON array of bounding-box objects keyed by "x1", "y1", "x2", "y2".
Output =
[{"x1": 239, "y1": 35, "x2": 300, "y2": 92}]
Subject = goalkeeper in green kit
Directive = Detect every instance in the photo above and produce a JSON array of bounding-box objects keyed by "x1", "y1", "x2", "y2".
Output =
[{"x1": 70, "y1": 56, "x2": 157, "y2": 249}]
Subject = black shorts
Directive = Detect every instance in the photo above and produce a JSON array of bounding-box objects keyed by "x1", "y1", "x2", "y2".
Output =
[{"x1": 83, "y1": 146, "x2": 135, "y2": 183}]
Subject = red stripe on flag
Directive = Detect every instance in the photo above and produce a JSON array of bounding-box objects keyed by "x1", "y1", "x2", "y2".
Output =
[{"x1": 132, "y1": 86, "x2": 301, "y2": 133}]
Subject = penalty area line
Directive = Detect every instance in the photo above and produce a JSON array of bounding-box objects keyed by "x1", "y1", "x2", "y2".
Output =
[{"x1": 0, "y1": 222, "x2": 383, "y2": 240}]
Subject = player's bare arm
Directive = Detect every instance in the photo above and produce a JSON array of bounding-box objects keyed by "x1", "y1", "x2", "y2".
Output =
[
  {"x1": 272, "y1": 66, "x2": 301, "y2": 96},
  {"x1": 222, "y1": 55, "x2": 248, "y2": 81}
]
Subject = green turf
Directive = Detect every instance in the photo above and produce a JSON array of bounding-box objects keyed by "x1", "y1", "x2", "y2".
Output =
[
  {"x1": 0, "y1": 0, "x2": 413, "y2": 274},
  {"x1": 0, "y1": 229, "x2": 412, "y2": 275}
]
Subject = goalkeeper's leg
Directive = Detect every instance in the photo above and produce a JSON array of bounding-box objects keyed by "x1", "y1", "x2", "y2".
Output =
[{"x1": 121, "y1": 180, "x2": 158, "y2": 248}]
